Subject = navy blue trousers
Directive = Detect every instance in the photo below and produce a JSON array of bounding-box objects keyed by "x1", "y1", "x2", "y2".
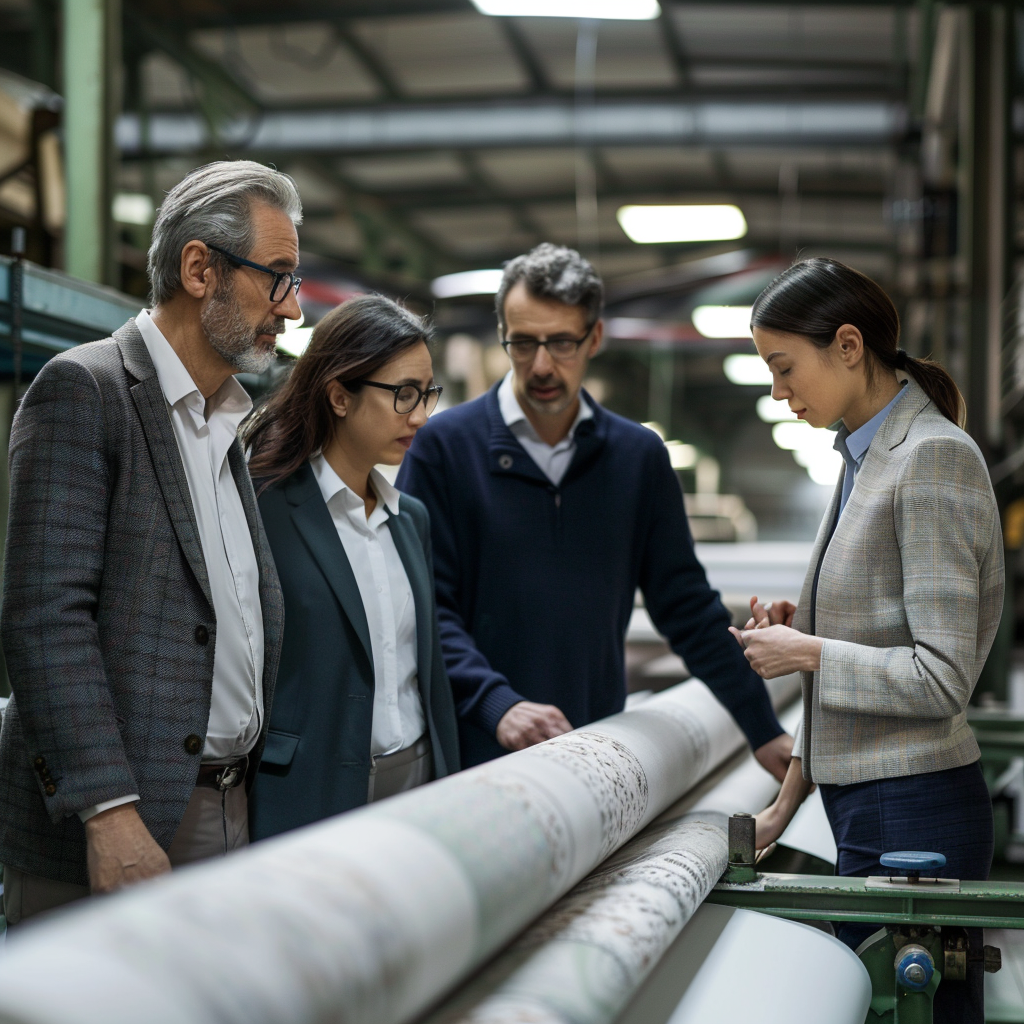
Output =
[{"x1": 820, "y1": 761, "x2": 993, "y2": 1024}]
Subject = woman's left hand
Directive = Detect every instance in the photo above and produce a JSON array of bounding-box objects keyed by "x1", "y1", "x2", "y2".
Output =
[{"x1": 728, "y1": 624, "x2": 823, "y2": 678}]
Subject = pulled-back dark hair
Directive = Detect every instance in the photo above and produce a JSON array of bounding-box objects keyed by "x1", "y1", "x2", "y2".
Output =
[
  {"x1": 750, "y1": 258, "x2": 965, "y2": 427},
  {"x1": 243, "y1": 294, "x2": 429, "y2": 492}
]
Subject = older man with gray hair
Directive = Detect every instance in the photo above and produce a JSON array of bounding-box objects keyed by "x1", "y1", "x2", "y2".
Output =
[
  {"x1": 398, "y1": 243, "x2": 791, "y2": 773},
  {"x1": 0, "y1": 160, "x2": 300, "y2": 925}
]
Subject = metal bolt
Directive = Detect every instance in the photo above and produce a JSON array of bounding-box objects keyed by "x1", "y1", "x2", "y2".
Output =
[
  {"x1": 984, "y1": 946, "x2": 1002, "y2": 974},
  {"x1": 904, "y1": 963, "x2": 927, "y2": 985}
]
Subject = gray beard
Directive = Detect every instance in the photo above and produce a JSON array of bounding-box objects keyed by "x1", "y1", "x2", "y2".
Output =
[
  {"x1": 522, "y1": 379, "x2": 576, "y2": 417},
  {"x1": 200, "y1": 286, "x2": 281, "y2": 375}
]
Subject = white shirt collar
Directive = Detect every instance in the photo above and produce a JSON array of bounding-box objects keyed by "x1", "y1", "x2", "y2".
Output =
[
  {"x1": 497, "y1": 372, "x2": 593, "y2": 446},
  {"x1": 135, "y1": 309, "x2": 253, "y2": 431},
  {"x1": 311, "y1": 453, "x2": 401, "y2": 524}
]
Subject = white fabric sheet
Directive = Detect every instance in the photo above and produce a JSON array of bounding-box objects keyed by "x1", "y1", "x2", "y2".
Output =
[{"x1": 0, "y1": 679, "x2": 746, "y2": 1024}]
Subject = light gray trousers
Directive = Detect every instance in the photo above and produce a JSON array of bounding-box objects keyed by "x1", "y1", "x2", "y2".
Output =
[{"x1": 2, "y1": 783, "x2": 247, "y2": 929}]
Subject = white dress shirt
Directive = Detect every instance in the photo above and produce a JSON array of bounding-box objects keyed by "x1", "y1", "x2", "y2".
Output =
[
  {"x1": 498, "y1": 372, "x2": 593, "y2": 486},
  {"x1": 138, "y1": 311, "x2": 265, "y2": 760},
  {"x1": 311, "y1": 454, "x2": 425, "y2": 757}
]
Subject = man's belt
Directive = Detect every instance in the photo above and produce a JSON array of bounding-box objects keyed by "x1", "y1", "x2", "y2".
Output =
[{"x1": 196, "y1": 756, "x2": 249, "y2": 791}]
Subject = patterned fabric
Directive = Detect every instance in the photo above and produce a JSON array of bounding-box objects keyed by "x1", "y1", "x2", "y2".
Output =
[
  {"x1": 0, "y1": 320, "x2": 283, "y2": 885},
  {"x1": 792, "y1": 377, "x2": 1003, "y2": 785}
]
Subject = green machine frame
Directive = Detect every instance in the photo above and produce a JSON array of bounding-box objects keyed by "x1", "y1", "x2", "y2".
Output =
[{"x1": 708, "y1": 813, "x2": 1021, "y2": 1024}]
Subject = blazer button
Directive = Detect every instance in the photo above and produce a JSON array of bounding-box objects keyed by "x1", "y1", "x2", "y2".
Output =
[
  {"x1": 499, "y1": 454, "x2": 514, "y2": 470},
  {"x1": 194, "y1": 625, "x2": 209, "y2": 646},
  {"x1": 183, "y1": 734, "x2": 202, "y2": 756},
  {"x1": 44, "y1": 784, "x2": 56, "y2": 796},
  {"x1": 33, "y1": 756, "x2": 45, "y2": 769}
]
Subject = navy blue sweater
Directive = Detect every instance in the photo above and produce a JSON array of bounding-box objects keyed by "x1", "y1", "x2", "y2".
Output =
[{"x1": 396, "y1": 384, "x2": 783, "y2": 767}]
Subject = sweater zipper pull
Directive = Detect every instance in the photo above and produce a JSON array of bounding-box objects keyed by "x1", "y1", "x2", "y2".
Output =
[{"x1": 554, "y1": 492, "x2": 561, "y2": 508}]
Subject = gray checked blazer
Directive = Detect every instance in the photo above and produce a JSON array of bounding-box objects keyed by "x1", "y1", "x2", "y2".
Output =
[
  {"x1": 792, "y1": 377, "x2": 1003, "y2": 785},
  {"x1": 0, "y1": 320, "x2": 284, "y2": 885}
]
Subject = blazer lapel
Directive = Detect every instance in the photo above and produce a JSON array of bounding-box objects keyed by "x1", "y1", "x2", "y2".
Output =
[
  {"x1": 793, "y1": 470, "x2": 843, "y2": 637},
  {"x1": 286, "y1": 465, "x2": 374, "y2": 670},
  {"x1": 387, "y1": 511, "x2": 434, "y2": 710},
  {"x1": 118, "y1": 322, "x2": 213, "y2": 610}
]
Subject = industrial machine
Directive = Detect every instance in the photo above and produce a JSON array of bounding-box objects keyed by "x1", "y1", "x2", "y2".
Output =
[{"x1": 712, "y1": 812, "x2": 1019, "y2": 1023}]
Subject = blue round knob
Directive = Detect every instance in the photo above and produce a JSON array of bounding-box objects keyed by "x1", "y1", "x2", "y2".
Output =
[
  {"x1": 895, "y1": 944, "x2": 934, "y2": 991},
  {"x1": 880, "y1": 851, "x2": 946, "y2": 873}
]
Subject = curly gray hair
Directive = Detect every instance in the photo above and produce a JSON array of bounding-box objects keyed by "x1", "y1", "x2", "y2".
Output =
[
  {"x1": 147, "y1": 160, "x2": 303, "y2": 305},
  {"x1": 495, "y1": 243, "x2": 604, "y2": 335}
]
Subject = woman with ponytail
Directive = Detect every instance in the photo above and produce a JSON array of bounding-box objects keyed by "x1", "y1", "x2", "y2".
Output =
[
  {"x1": 243, "y1": 295, "x2": 459, "y2": 840},
  {"x1": 731, "y1": 258, "x2": 1002, "y2": 1023}
]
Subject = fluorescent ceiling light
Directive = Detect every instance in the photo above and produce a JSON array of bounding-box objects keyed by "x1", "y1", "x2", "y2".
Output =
[
  {"x1": 771, "y1": 421, "x2": 836, "y2": 452},
  {"x1": 617, "y1": 205, "x2": 747, "y2": 244},
  {"x1": 756, "y1": 396, "x2": 797, "y2": 423},
  {"x1": 723, "y1": 354, "x2": 772, "y2": 386},
  {"x1": 693, "y1": 305, "x2": 753, "y2": 340},
  {"x1": 431, "y1": 269, "x2": 505, "y2": 299},
  {"x1": 277, "y1": 311, "x2": 313, "y2": 358},
  {"x1": 794, "y1": 448, "x2": 843, "y2": 486},
  {"x1": 666, "y1": 441, "x2": 698, "y2": 470},
  {"x1": 112, "y1": 192, "x2": 154, "y2": 225},
  {"x1": 471, "y1": 0, "x2": 660, "y2": 18},
  {"x1": 769, "y1": 420, "x2": 840, "y2": 486}
]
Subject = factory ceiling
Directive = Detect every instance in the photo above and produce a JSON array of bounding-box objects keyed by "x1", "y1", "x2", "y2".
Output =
[{"x1": 0, "y1": 1, "x2": 929, "y2": 300}]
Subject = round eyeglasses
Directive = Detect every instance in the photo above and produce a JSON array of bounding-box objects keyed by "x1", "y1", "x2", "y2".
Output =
[
  {"x1": 353, "y1": 379, "x2": 444, "y2": 416},
  {"x1": 501, "y1": 326, "x2": 594, "y2": 364},
  {"x1": 206, "y1": 243, "x2": 302, "y2": 303}
]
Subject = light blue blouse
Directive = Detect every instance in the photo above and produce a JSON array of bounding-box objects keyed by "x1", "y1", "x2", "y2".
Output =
[{"x1": 835, "y1": 383, "x2": 908, "y2": 517}]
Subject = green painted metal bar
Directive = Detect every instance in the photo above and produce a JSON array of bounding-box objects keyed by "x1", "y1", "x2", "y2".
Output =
[
  {"x1": 708, "y1": 874, "x2": 1024, "y2": 929},
  {"x1": 968, "y1": 709, "x2": 1024, "y2": 731},
  {"x1": 972, "y1": 731, "x2": 1024, "y2": 759},
  {"x1": 62, "y1": 0, "x2": 119, "y2": 286}
]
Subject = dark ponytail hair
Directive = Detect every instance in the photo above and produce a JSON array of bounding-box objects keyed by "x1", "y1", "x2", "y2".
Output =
[
  {"x1": 243, "y1": 294, "x2": 429, "y2": 493},
  {"x1": 750, "y1": 258, "x2": 965, "y2": 427}
]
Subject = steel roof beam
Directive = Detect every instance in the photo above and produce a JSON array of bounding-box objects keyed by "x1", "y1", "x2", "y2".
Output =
[
  {"x1": 118, "y1": 99, "x2": 907, "y2": 156},
  {"x1": 372, "y1": 183, "x2": 890, "y2": 212}
]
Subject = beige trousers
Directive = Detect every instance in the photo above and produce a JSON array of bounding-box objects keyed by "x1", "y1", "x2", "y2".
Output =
[{"x1": 2, "y1": 784, "x2": 247, "y2": 930}]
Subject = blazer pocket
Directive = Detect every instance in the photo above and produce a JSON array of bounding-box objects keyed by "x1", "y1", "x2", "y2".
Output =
[{"x1": 261, "y1": 729, "x2": 300, "y2": 766}]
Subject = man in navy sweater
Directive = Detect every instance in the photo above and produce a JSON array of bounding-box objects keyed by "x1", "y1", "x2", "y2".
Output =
[{"x1": 397, "y1": 243, "x2": 791, "y2": 772}]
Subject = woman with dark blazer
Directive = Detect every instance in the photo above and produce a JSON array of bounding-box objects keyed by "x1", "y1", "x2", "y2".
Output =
[
  {"x1": 243, "y1": 294, "x2": 459, "y2": 840},
  {"x1": 731, "y1": 259, "x2": 1002, "y2": 1024}
]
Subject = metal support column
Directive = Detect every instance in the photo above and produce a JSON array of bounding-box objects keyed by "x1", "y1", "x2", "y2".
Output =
[
  {"x1": 62, "y1": 0, "x2": 120, "y2": 286},
  {"x1": 965, "y1": 5, "x2": 1012, "y2": 455},
  {"x1": 648, "y1": 345, "x2": 674, "y2": 437}
]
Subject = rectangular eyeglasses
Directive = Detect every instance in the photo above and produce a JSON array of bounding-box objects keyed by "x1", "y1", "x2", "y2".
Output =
[{"x1": 206, "y1": 243, "x2": 302, "y2": 303}]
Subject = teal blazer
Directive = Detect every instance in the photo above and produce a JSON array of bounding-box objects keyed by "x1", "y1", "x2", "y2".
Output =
[{"x1": 249, "y1": 461, "x2": 460, "y2": 840}]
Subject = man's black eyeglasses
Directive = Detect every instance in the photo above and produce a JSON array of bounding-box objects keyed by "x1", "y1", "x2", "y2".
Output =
[
  {"x1": 354, "y1": 379, "x2": 444, "y2": 416},
  {"x1": 501, "y1": 325, "x2": 594, "y2": 363},
  {"x1": 206, "y1": 243, "x2": 302, "y2": 303}
]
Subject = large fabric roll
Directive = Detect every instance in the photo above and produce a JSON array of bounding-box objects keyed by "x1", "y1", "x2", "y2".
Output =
[
  {"x1": 425, "y1": 820, "x2": 728, "y2": 1024},
  {"x1": 0, "y1": 680, "x2": 746, "y2": 1024}
]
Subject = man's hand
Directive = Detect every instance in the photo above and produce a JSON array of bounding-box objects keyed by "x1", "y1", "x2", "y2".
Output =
[
  {"x1": 753, "y1": 732, "x2": 794, "y2": 782},
  {"x1": 496, "y1": 701, "x2": 573, "y2": 752},
  {"x1": 85, "y1": 803, "x2": 171, "y2": 894}
]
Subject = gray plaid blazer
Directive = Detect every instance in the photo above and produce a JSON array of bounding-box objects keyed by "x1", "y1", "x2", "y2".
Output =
[
  {"x1": 792, "y1": 377, "x2": 1003, "y2": 785},
  {"x1": 0, "y1": 320, "x2": 284, "y2": 885}
]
